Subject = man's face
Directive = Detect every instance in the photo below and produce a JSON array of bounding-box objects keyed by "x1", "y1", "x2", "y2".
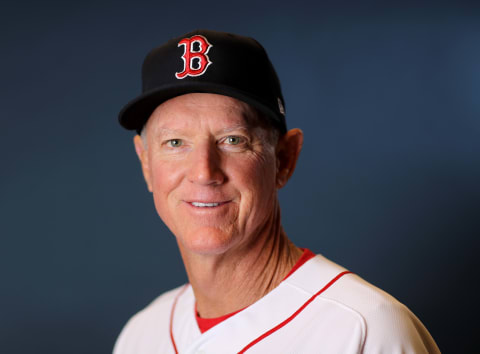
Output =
[{"x1": 135, "y1": 93, "x2": 281, "y2": 256}]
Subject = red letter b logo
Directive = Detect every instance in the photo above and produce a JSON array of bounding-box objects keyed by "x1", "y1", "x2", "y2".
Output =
[{"x1": 175, "y1": 35, "x2": 213, "y2": 79}]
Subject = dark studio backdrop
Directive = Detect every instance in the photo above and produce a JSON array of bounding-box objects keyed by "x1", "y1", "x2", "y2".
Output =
[{"x1": 1, "y1": 1, "x2": 478, "y2": 353}]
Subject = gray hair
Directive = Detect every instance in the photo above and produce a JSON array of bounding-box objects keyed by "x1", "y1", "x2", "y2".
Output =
[{"x1": 140, "y1": 126, "x2": 148, "y2": 149}]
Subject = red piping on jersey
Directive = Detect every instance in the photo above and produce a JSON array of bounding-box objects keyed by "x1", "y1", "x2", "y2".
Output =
[
  {"x1": 196, "y1": 303, "x2": 245, "y2": 333},
  {"x1": 282, "y1": 248, "x2": 316, "y2": 281},
  {"x1": 195, "y1": 248, "x2": 315, "y2": 334},
  {"x1": 237, "y1": 270, "x2": 353, "y2": 354},
  {"x1": 170, "y1": 284, "x2": 189, "y2": 354}
]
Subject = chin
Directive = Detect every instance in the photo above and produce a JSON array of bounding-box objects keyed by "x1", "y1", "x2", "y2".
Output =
[{"x1": 176, "y1": 226, "x2": 239, "y2": 256}]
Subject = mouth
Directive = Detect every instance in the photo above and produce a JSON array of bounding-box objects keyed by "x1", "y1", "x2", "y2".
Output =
[{"x1": 187, "y1": 201, "x2": 230, "y2": 208}]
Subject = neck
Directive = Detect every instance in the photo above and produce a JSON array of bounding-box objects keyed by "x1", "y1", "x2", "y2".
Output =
[{"x1": 177, "y1": 204, "x2": 302, "y2": 318}]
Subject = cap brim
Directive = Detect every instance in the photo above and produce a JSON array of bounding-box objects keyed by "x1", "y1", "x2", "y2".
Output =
[{"x1": 118, "y1": 82, "x2": 286, "y2": 134}]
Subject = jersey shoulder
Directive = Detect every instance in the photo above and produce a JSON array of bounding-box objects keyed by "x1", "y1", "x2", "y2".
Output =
[
  {"x1": 288, "y1": 255, "x2": 440, "y2": 353},
  {"x1": 113, "y1": 284, "x2": 187, "y2": 354}
]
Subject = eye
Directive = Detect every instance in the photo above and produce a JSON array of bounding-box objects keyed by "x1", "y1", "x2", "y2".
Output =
[
  {"x1": 225, "y1": 136, "x2": 242, "y2": 145},
  {"x1": 167, "y1": 139, "x2": 183, "y2": 147}
]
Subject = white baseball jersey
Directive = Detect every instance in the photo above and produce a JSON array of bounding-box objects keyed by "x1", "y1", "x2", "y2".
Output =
[{"x1": 113, "y1": 255, "x2": 440, "y2": 353}]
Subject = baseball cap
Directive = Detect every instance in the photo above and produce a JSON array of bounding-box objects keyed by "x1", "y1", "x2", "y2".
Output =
[{"x1": 118, "y1": 29, "x2": 287, "y2": 134}]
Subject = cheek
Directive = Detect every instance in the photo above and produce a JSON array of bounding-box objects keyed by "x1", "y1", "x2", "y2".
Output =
[
  {"x1": 231, "y1": 153, "x2": 277, "y2": 210},
  {"x1": 149, "y1": 160, "x2": 183, "y2": 218}
]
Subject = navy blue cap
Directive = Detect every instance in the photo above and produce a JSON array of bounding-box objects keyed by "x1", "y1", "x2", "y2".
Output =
[{"x1": 118, "y1": 29, "x2": 287, "y2": 134}]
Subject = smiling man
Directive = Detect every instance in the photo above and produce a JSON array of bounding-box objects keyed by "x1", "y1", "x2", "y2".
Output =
[{"x1": 114, "y1": 30, "x2": 439, "y2": 353}]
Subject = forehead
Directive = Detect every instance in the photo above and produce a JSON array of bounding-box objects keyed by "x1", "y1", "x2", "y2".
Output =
[{"x1": 144, "y1": 93, "x2": 261, "y2": 133}]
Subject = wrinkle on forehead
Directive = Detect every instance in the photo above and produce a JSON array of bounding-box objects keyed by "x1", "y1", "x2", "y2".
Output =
[{"x1": 145, "y1": 93, "x2": 264, "y2": 134}]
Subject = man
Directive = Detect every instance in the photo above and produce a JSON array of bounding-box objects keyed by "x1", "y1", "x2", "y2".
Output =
[{"x1": 114, "y1": 30, "x2": 440, "y2": 353}]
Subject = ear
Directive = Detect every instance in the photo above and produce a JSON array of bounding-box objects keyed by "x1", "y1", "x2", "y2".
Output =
[
  {"x1": 275, "y1": 128, "x2": 303, "y2": 189},
  {"x1": 133, "y1": 135, "x2": 153, "y2": 192}
]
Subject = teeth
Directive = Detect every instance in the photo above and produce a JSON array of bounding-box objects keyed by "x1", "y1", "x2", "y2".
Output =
[{"x1": 192, "y1": 202, "x2": 220, "y2": 207}]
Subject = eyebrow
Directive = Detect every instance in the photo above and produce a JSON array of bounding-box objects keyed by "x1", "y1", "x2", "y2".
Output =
[
  {"x1": 155, "y1": 124, "x2": 252, "y2": 137},
  {"x1": 155, "y1": 128, "x2": 184, "y2": 137},
  {"x1": 215, "y1": 124, "x2": 251, "y2": 134}
]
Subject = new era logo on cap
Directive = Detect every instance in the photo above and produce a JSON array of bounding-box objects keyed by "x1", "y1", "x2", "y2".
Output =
[{"x1": 176, "y1": 35, "x2": 213, "y2": 79}]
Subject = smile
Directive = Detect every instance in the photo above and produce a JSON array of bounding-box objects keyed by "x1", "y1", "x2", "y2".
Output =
[
  {"x1": 191, "y1": 202, "x2": 220, "y2": 207},
  {"x1": 187, "y1": 200, "x2": 230, "y2": 208}
]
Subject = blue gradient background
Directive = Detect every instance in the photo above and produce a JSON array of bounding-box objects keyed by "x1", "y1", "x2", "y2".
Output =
[{"x1": 1, "y1": 1, "x2": 479, "y2": 353}]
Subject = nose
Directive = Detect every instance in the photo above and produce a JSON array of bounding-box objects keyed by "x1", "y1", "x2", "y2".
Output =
[{"x1": 187, "y1": 141, "x2": 226, "y2": 186}]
